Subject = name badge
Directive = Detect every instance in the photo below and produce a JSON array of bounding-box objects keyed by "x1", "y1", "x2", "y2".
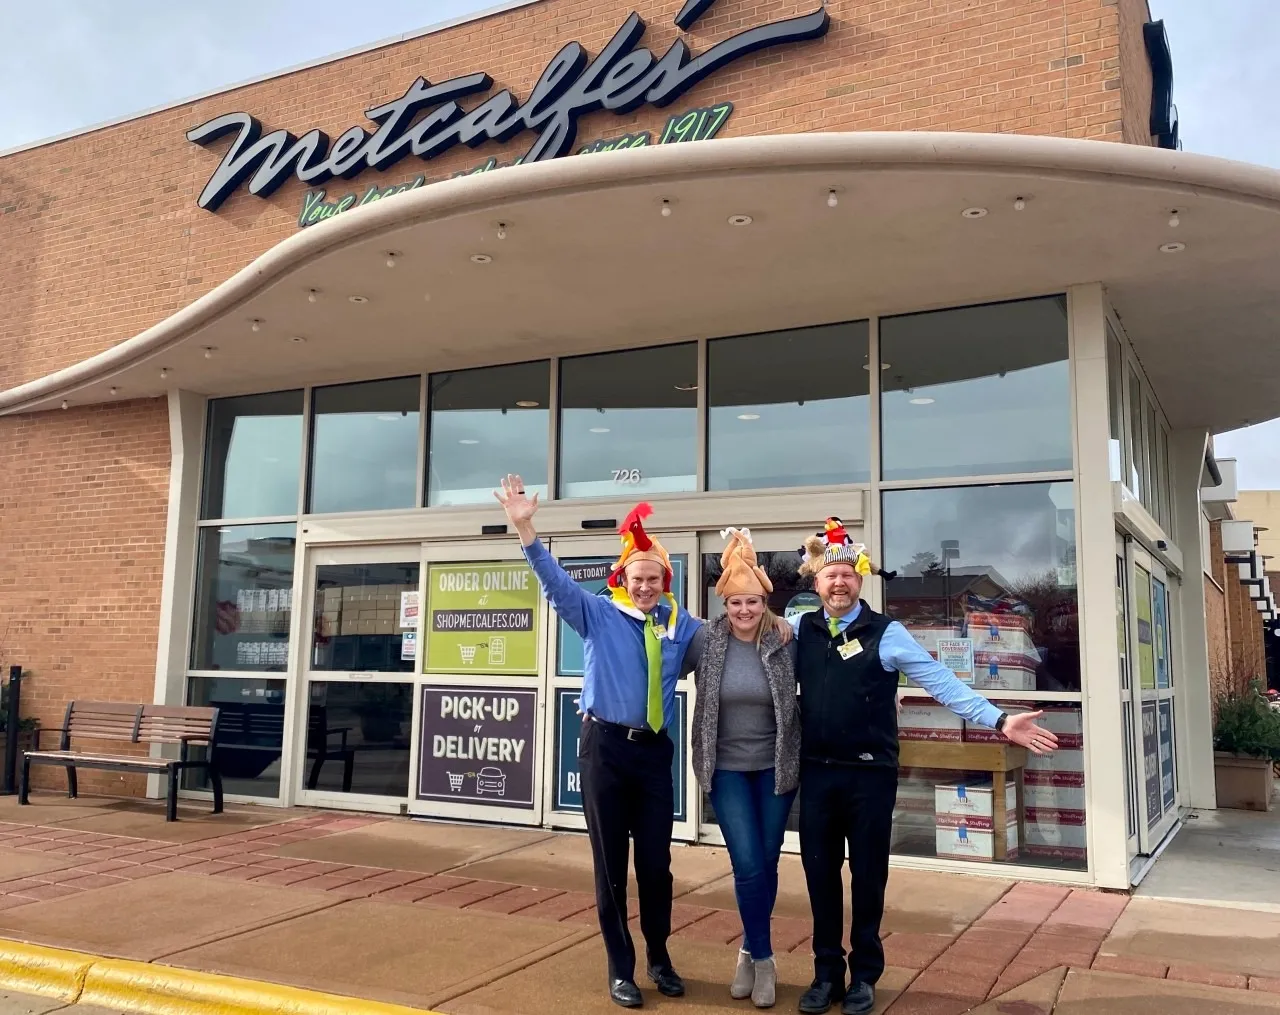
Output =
[
  {"x1": 837, "y1": 638, "x2": 864, "y2": 661},
  {"x1": 652, "y1": 625, "x2": 667, "y2": 639}
]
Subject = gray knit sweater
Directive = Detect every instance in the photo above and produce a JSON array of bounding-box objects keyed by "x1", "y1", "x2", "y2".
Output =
[{"x1": 689, "y1": 615, "x2": 801, "y2": 794}]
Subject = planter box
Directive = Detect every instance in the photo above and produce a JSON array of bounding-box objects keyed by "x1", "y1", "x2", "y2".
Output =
[{"x1": 1214, "y1": 751, "x2": 1275, "y2": 811}]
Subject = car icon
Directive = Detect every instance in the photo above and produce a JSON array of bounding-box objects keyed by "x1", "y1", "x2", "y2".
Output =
[{"x1": 475, "y1": 766, "x2": 507, "y2": 797}]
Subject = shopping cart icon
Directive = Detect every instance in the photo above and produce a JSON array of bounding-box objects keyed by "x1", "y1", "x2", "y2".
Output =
[
  {"x1": 488, "y1": 636, "x2": 506, "y2": 666},
  {"x1": 446, "y1": 772, "x2": 465, "y2": 792},
  {"x1": 459, "y1": 644, "x2": 478, "y2": 665}
]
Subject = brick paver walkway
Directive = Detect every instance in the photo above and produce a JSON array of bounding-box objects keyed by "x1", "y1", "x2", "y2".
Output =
[{"x1": 0, "y1": 810, "x2": 1275, "y2": 1012}]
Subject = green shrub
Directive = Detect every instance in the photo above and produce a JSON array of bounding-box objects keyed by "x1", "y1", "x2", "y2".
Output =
[{"x1": 1215, "y1": 680, "x2": 1280, "y2": 760}]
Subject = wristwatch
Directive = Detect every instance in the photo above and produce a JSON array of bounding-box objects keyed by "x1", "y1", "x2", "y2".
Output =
[{"x1": 995, "y1": 712, "x2": 1009, "y2": 733}]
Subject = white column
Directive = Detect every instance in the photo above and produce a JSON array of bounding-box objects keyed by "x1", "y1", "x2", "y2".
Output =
[
  {"x1": 152, "y1": 390, "x2": 205, "y2": 708},
  {"x1": 1171, "y1": 429, "x2": 1216, "y2": 808},
  {"x1": 1070, "y1": 284, "x2": 1130, "y2": 889}
]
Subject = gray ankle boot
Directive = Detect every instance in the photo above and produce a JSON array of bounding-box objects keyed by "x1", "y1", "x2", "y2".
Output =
[
  {"x1": 730, "y1": 949, "x2": 754, "y2": 999},
  {"x1": 751, "y1": 956, "x2": 776, "y2": 1008}
]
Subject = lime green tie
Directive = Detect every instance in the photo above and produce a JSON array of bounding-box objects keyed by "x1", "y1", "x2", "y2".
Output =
[
  {"x1": 644, "y1": 613, "x2": 664, "y2": 732},
  {"x1": 828, "y1": 615, "x2": 842, "y2": 638}
]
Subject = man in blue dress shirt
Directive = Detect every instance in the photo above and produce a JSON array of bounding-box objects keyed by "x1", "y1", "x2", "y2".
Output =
[
  {"x1": 495, "y1": 475, "x2": 701, "y2": 1008},
  {"x1": 789, "y1": 524, "x2": 1058, "y2": 1015}
]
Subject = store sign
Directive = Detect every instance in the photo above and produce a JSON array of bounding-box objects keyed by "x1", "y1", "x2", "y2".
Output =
[
  {"x1": 1158, "y1": 700, "x2": 1176, "y2": 811},
  {"x1": 424, "y1": 562, "x2": 540, "y2": 675},
  {"x1": 295, "y1": 102, "x2": 732, "y2": 229},
  {"x1": 553, "y1": 687, "x2": 687, "y2": 821},
  {"x1": 186, "y1": 1, "x2": 830, "y2": 211},
  {"x1": 1142, "y1": 701, "x2": 1161, "y2": 828},
  {"x1": 418, "y1": 685, "x2": 537, "y2": 808}
]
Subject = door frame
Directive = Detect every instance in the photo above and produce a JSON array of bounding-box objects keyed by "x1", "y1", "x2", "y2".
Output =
[{"x1": 291, "y1": 542, "x2": 423, "y2": 813}]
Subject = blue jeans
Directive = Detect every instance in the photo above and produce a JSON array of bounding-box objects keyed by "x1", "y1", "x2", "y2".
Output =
[{"x1": 709, "y1": 768, "x2": 798, "y2": 960}]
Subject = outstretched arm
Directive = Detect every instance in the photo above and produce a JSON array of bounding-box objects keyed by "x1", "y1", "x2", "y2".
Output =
[
  {"x1": 880, "y1": 621, "x2": 1059, "y2": 755},
  {"x1": 494, "y1": 474, "x2": 606, "y2": 637}
]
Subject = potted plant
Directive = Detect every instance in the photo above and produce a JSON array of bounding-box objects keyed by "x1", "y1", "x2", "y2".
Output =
[{"x1": 1213, "y1": 680, "x2": 1280, "y2": 811}]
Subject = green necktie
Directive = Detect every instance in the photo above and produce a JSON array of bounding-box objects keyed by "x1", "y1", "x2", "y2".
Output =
[
  {"x1": 644, "y1": 613, "x2": 664, "y2": 732},
  {"x1": 828, "y1": 615, "x2": 842, "y2": 638}
]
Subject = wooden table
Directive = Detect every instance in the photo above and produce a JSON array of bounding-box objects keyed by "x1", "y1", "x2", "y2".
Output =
[{"x1": 899, "y1": 740, "x2": 1027, "y2": 860}]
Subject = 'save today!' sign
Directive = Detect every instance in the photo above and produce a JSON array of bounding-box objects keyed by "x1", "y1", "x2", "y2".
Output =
[{"x1": 186, "y1": 0, "x2": 830, "y2": 212}]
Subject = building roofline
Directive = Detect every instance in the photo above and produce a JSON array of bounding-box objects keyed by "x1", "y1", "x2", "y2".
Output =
[{"x1": 0, "y1": 0, "x2": 545, "y2": 160}]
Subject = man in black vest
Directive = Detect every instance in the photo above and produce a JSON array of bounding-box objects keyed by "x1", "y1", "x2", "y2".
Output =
[{"x1": 788, "y1": 523, "x2": 1059, "y2": 1015}]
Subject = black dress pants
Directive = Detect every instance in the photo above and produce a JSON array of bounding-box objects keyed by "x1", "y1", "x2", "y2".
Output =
[
  {"x1": 799, "y1": 761, "x2": 899, "y2": 988},
  {"x1": 579, "y1": 717, "x2": 675, "y2": 982}
]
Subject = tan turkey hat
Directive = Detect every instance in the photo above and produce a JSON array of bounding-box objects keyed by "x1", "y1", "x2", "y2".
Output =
[{"x1": 715, "y1": 527, "x2": 774, "y2": 599}]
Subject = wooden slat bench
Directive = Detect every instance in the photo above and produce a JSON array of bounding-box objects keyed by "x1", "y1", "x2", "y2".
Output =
[{"x1": 19, "y1": 701, "x2": 224, "y2": 821}]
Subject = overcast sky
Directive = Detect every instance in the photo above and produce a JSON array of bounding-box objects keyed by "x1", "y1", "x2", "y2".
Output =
[{"x1": 2, "y1": 1, "x2": 1278, "y2": 484}]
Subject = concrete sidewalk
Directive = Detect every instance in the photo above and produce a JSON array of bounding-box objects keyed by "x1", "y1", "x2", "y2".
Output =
[{"x1": 0, "y1": 795, "x2": 1275, "y2": 1014}]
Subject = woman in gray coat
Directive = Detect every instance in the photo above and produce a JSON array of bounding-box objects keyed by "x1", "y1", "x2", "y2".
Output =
[{"x1": 691, "y1": 528, "x2": 800, "y2": 1008}]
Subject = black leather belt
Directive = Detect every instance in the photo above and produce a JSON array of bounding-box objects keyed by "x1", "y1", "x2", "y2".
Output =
[{"x1": 586, "y1": 714, "x2": 666, "y2": 742}]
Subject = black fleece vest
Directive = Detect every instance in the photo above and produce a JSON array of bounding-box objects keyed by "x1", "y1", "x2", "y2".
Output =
[{"x1": 796, "y1": 603, "x2": 899, "y2": 768}]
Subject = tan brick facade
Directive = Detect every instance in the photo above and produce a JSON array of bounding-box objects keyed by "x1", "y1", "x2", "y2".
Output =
[{"x1": 0, "y1": 0, "x2": 1157, "y2": 771}]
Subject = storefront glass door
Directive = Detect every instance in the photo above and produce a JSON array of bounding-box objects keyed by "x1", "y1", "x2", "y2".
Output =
[
  {"x1": 1125, "y1": 543, "x2": 1180, "y2": 852},
  {"x1": 541, "y1": 533, "x2": 698, "y2": 842},
  {"x1": 1116, "y1": 535, "x2": 1140, "y2": 859},
  {"x1": 295, "y1": 544, "x2": 419, "y2": 810}
]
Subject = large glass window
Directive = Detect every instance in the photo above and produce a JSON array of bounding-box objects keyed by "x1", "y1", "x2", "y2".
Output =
[
  {"x1": 427, "y1": 361, "x2": 549, "y2": 506},
  {"x1": 186, "y1": 676, "x2": 286, "y2": 799},
  {"x1": 191, "y1": 523, "x2": 296, "y2": 672},
  {"x1": 880, "y1": 297, "x2": 1071, "y2": 481},
  {"x1": 202, "y1": 391, "x2": 303, "y2": 519},
  {"x1": 707, "y1": 322, "x2": 870, "y2": 491},
  {"x1": 559, "y1": 344, "x2": 697, "y2": 499},
  {"x1": 309, "y1": 378, "x2": 420, "y2": 514},
  {"x1": 882, "y1": 482, "x2": 1080, "y2": 693},
  {"x1": 1106, "y1": 323, "x2": 1126, "y2": 483},
  {"x1": 1128, "y1": 366, "x2": 1147, "y2": 500},
  {"x1": 304, "y1": 682, "x2": 413, "y2": 797},
  {"x1": 311, "y1": 562, "x2": 420, "y2": 673}
]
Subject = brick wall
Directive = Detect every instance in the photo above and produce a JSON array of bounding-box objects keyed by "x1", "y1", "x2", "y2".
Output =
[
  {"x1": 1, "y1": 0, "x2": 1150, "y2": 391},
  {"x1": 1115, "y1": 0, "x2": 1154, "y2": 145},
  {"x1": 0, "y1": 400, "x2": 169, "y2": 793}
]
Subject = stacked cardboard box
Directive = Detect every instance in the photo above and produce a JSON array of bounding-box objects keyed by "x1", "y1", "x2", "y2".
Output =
[
  {"x1": 333, "y1": 583, "x2": 414, "y2": 636},
  {"x1": 934, "y1": 779, "x2": 1019, "y2": 861},
  {"x1": 1022, "y1": 725, "x2": 1087, "y2": 862},
  {"x1": 899, "y1": 699, "x2": 963, "y2": 742}
]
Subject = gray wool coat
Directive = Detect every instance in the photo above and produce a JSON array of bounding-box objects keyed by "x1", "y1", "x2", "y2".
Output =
[{"x1": 689, "y1": 614, "x2": 801, "y2": 794}]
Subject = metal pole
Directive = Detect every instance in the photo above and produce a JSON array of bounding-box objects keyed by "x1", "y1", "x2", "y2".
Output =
[{"x1": 2, "y1": 667, "x2": 21, "y2": 795}]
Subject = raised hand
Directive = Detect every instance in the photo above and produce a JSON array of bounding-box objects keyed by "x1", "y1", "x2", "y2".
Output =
[
  {"x1": 494, "y1": 474, "x2": 540, "y2": 545},
  {"x1": 1000, "y1": 710, "x2": 1059, "y2": 756}
]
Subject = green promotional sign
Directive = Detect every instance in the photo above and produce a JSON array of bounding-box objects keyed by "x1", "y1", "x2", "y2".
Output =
[{"x1": 424, "y1": 562, "x2": 540, "y2": 675}]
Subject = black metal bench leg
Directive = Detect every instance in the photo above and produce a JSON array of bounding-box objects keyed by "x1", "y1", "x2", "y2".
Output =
[
  {"x1": 165, "y1": 765, "x2": 179, "y2": 822},
  {"x1": 342, "y1": 753, "x2": 353, "y2": 794},
  {"x1": 18, "y1": 757, "x2": 30, "y2": 805},
  {"x1": 66, "y1": 766, "x2": 78, "y2": 799},
  {"x1": 209, "y1": 765, "x2": 224, "y2": 815},
  {"x1": 307, "y1": 752, "x2": 324, "y2": 791}
]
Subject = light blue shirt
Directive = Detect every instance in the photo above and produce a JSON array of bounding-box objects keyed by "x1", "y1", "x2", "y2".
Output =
[
  {"x1": 523, "y1": 539, "x2": 702, "y2": 729},
  {"x1": 788, "y1": 604, "x2": 1003, "y2": 729}
]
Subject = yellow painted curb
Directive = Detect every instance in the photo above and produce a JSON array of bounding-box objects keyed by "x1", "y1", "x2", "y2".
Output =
[
  {"x1": 0, "y1": 940, "x2": 93, "y2": 1002},
  {"x1": 0, "y1": 939, "x2": 438, "y2": 1014}
]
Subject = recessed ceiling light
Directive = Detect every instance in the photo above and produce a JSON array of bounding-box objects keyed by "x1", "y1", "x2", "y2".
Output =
[
  {"x1": 307, "y1": 289, "x2": 319, "y2": 303},
  {"x1": 737, "y1": 413, "x2": 761, "y2": 421},
  {"x1": 862, "y1": 362, "x2": 891, "y2": 371},
  {"x1": 386, "y1": 252, "x2": 399, "y2": 268},
  {"x1": 909, "y1": 397, "x2": 936, "y2": 405},
  {"x1": 291, "y1": 336, "x2": 307, "y2": 344},
  {"x1": 471, "y1": 253, "x2": 493, "y2": 264},
  {"x1": 459, "y1": 439, "x2": 480, "y2": 445},
  {"x1": 589, "y1": 427, "x2": 611, "y2": 434},
  {"x1": 962, "y1": 207, "x2": 988, "y2": 218},
  {"x1": 250, "y1": 319, "x2": 262, "y2": 332},
  {"x1": 728, "y1": 214, "x2": 753, "y2": 226},
  {"x1": 1160, "y1": 242, "x2": 1185, "y2": 253},
  {"x1": 515, "y1": 400, "x2": 540, "y2": 408},
  {"x1": 348, "y1": 295, "x2": 369, "y2": 304}
]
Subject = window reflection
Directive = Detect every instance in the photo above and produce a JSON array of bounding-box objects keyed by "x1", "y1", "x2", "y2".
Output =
[
  {"x1": 190, "y1": 524, "x2": 296, "y2": 672},
  {"x1": 880, "y1": 297, "x2": 1071, "y2": 480},
  {"x1": 304, "y1": 682, "x2": 413, "y2": 796},
  {"x1": 708, "y1": 323, "x2": 870, "y2": 491},
  {"x1": 309, "y1": 377, "x2": 420, "y2": 514},
  {"x1": 559, "y1": 345, "x2": 697, "y2": 499},
  {"x1": 185, "y1": 677, "x2": 286, "y2": 799},
  {"x1": 428, "y1": 362, "x2": 549, "y2": 506},
  {"x1": 882, "y1": 483, "x2": 1080, "y2": 693},
  {"x1": 312, "y1": 562, "x2": 420, "y2": 673},
  {"x1": 202, "y1": 391, "x2": 303, "y2": 520}
]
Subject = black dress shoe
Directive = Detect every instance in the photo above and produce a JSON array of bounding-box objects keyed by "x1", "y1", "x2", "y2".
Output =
[
  {"x1": 841, "y1": 982, "x2": 875, "y2": 1015},
  {"x1": 648, "y1": 964, "x2": 685, "y2": 997},
  {"x1": 798, "y1": 980, "x2": 842, "y2": 1014},
  {"x1": 610, "y1": 979, "x2": 643, "y2": 1008}
]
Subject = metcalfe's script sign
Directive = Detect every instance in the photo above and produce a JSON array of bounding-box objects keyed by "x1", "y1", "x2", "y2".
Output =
[{"x1": 186, "y1": 0, "x2": 830, "y2": 211}]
